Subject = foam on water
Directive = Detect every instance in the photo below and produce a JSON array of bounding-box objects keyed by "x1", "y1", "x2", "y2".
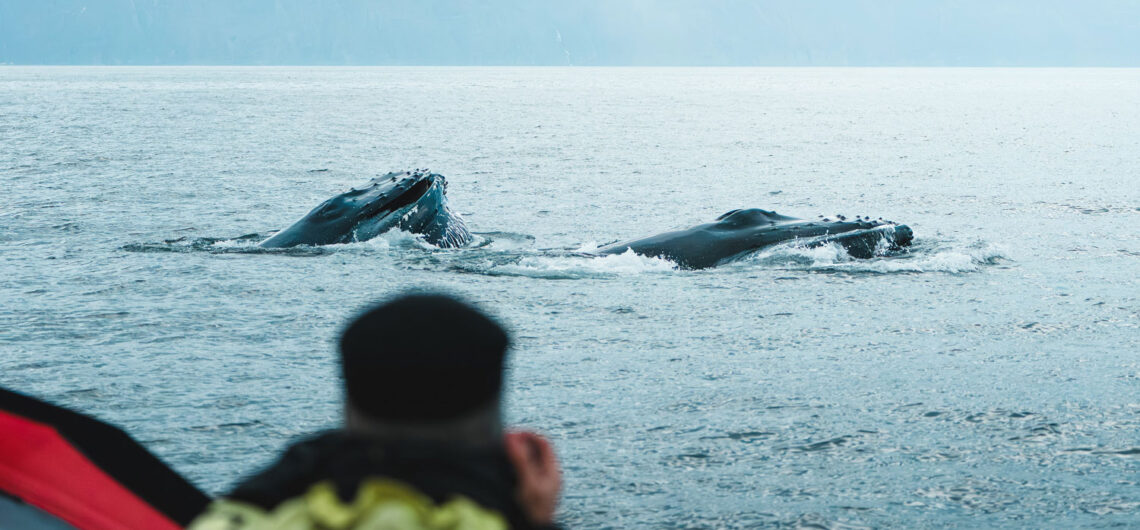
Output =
[
  {"x1": 573, "y1": 240, "x2": 604, "y2": 253},
  {"x1": 740, "y1": 239, "x2": 1008, "y2": 274},
  {"x1": 209, "y1": 237, "x2": 262, "y2": 250},
  {"x1": 327, "y1": 228, "x2": 434, "y2": 251},
  {"x1": 483, "y1": 248, "x2": 677, "y2": 279}
]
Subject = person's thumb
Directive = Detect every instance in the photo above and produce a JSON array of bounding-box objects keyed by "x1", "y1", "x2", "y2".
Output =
[{"x1": 505, "y1": 431, "x2": 537, "y2": 482}]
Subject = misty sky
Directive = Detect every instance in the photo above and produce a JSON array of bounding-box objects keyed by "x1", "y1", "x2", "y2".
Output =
[{"x1": 2, "y1": 0, "x2": 1139, "y2": 66}]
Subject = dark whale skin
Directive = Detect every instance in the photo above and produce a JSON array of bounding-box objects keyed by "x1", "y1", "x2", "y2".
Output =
[
  {"x1": 595, "y1": 208, "x2": 912, "y2": 269},
  {"x1": 259, "y1": 171, "x2": 470, "y2": 249}
]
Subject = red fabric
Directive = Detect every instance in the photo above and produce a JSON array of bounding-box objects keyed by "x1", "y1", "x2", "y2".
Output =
[{"x1": 0, "y1": 410, "x2": 181, "y2": 530}]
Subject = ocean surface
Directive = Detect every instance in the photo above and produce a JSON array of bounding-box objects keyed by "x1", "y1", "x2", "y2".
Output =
[{"x1": 1, "y1": 67, "x2": 1137, "y2": 528}]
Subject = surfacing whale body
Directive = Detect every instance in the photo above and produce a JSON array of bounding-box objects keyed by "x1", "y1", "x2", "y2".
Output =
[
  {"x1": 595, "y1": 208, "x2": 913, "y2": 269},
  {"x1": 259, "y1": 170, "x2": 471, "y2": 248},
  {"x1": 254, "y1": 171, "x2": 912, "y2": 269}
]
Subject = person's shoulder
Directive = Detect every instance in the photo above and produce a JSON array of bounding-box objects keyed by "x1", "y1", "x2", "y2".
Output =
[
  {"x1": 189, "y1": 477, "x2": 513, "y2": 530},
  {"x1": 225, "y1": 430, "x2": 345, "y2": 510},
  {"x1": 189, "y1": 431, "x2": 548, "y2": 529}
]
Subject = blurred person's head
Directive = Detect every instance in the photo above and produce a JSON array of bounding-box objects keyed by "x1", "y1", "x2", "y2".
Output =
[{"x1": 338, "y1": 292, "x2": 509, "y2": 445}]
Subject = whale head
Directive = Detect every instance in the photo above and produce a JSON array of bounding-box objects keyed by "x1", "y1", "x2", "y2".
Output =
[
  {"x1": 713, "y1": 208, "x2": 799, "y2": 227},
  {"x1": 260, "y1": 170, "x2": 469, "y2": 248}
]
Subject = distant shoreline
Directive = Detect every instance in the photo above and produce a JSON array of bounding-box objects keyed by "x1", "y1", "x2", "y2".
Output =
[{"x1": 3, "y1": 64, "x2": 1140, "y2": 68}]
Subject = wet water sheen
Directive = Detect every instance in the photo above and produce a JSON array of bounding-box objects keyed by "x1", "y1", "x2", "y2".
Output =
[{"x1": 1, "y1": 67, "x2": 1137, "y2": 528}]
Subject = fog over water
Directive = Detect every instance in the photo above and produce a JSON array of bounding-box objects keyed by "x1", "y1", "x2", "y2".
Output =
[
  {"x1": 1, "y1": 67, "x2": 1138, "y2": 528},
  {"x1": 3, "y1": 1, "x2": 1140, "y2": 66}
]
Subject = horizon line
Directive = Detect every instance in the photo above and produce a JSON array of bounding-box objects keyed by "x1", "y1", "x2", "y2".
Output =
[{"x1": 4, "y1": 64, "x2": 1140, "y2": 68}]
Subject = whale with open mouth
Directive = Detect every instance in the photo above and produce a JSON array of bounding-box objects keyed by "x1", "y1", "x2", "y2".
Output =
[
  {"x1": 594, "y1": 208, "x2": 913, "y2": 269},
  {"x1": 259, "y1": 170, "x2": 471, "y2": 248}
]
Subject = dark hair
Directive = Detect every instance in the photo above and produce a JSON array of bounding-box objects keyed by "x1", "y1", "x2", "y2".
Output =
[{"x1": 339, "y1": 293, "x2": 509, "y2": 423}]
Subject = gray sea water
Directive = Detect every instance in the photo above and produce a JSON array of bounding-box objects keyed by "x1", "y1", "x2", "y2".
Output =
[{"x1": 1, "y1": 67, "x2": 1137, "y2": 528}]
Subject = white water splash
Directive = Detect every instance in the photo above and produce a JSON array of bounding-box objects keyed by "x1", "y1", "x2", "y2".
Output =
[
  {"x1": 742, "y1": 240, "x2": 1008, "y2": 274},
  {"x1": 324, "y1": 228, "x2": 434, "y2": 250},
  {"x1": 573, "y1": 240, "x2": 603, "y2": 253},
  {"x1": 488, "y1": 248, "x2": 677, "y2": 279},
  {"x1": 206, "y1": 238, "x2": 258, "y2": 249}
]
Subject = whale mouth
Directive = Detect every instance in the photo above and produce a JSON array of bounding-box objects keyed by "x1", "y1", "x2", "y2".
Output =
[{"x1": 366, "y1": 178, "x2": 433, "y2": 219}]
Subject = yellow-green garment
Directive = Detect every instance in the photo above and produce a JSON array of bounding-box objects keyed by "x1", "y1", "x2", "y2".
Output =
[{"x1": 190, "y1": 478, "x2": 507, "y2": 530}]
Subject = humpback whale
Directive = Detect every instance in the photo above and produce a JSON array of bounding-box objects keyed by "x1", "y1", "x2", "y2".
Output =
[
  {"x1": 259, "y1": 171, "x2": 471, "y2": 248},
  {"x1": 595, "y1": 208, "x2": 913, "y2": 269}
]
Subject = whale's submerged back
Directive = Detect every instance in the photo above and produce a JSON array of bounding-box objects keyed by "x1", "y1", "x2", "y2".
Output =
[{"x1": 597, "y1": 209, "x2": 913, "y2": 269}]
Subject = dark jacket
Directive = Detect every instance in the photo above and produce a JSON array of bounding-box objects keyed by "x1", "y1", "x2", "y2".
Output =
[{"x1": 190, "y1": 431, "x2": 558, "y2": 530}]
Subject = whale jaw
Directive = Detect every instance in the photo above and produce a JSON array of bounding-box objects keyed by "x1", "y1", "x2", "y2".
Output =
[{"x1": 259, "y1": 171, "x2": 471, "y2": 249}]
